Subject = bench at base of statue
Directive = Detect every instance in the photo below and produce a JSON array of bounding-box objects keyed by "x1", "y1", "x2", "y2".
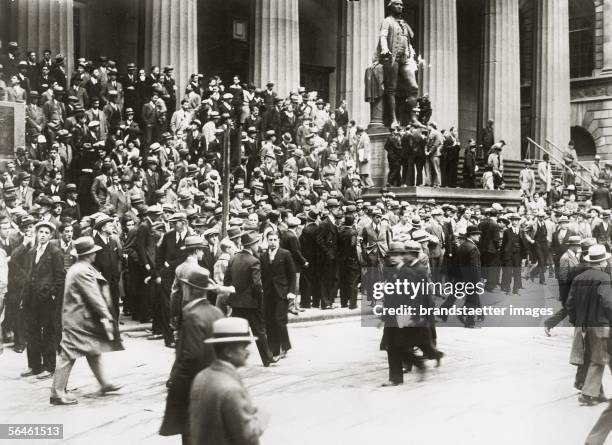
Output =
[{"x1": 362, "y1": 186, "x2": 523, "y2": 207}]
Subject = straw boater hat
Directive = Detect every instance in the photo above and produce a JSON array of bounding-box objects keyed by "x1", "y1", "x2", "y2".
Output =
[
  {"x1": 387, "y1": 241, "x2": 408, "y2": 254},
  {"x1": 584, "y1": 244, "x2": 612, "y2": 263},
  {"x1": 205, "y1": 318, "x2": 257, "y2": 344},
  {"x1": 181, "y1": 235, "x2": 206, "y2": 251}
]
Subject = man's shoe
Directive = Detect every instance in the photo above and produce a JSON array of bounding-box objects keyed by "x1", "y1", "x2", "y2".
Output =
[
  {"x1": 13, "y1": 345, "x2": 25, "y2": 353},
  {"x1": 297, "y1": 306, "x2": 306, "y2": 312},
  {"x1": 36, "y1": 370, "x2": 54, "y2": 380},
  {"x1": 544, "y1": 326, "x2": 552, "y2": 337},
  {"x1": 288, "y1": 309, "x2": 299, "y2": 315},
  {"x1": 381, "y1": 381, "x2": 402, "y2": 387},
  {"x1": 50, "y1": 396, "x2": 78, "y2": 406},
  {"x1": 20, "y1": 368, "x2": 41, "y2": 377},
  {"x1": 100, "y1": 384, "x2": 123, "y2": 394},
  {"x1": 165, "y1": 341, "x2": 176, "y2": 349},
  {"x1": 147, "y1": 334, "x2": 163, "y2": 340},
  {"x1": 579, "y1": 394, "x2": 599, "y2": 406},
  {"x1": 271, "y1": 355, "x2": 281, "y2": 363}
]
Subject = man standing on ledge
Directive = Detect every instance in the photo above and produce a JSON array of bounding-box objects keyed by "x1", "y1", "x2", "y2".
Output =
[{"x1": 377, "y1": 0, "x2": 421, "y2": 128}]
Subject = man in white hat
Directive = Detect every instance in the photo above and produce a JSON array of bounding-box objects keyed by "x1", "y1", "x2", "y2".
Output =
[
  {"x1": 567, "y1": 244, "x2": 612, "y2": 406},
  {"x1": 50, "y1": 236, "x2": 123, "y2": 405},
  {"x1": 189, "y1": 318, "x2": 268, "y2": 444}
]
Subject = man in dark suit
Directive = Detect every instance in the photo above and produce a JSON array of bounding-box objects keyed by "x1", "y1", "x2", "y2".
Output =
[
  {"x1": 337, "y1": 215, "x2": 361, "y2": 309},
  {"x1": 299, "y1": 210, "x2": 320, "y2": 308},
  {"x1": 463, "y1": 140, "x2": 477, "y2": 188},
  {"x1": 591, "y1": 179, "x2": 611, "y2": 210},
  {"x1": 551, "y1": 215, "x2": 577, "y2": 272},
  {"x1": 593, "y1": 210, "x2": 612, "y2": 252},
  {"x1": 261, "y1": 231, "x2": 296, "y2": 358},
  {"x1": 21, "y1": 221, "x2": 65, "y2": 379},
  {"x1": 317, "y1": 199, "x2": 342, "y2": 309},
  {"x1": 159, "y1": 268, "x2": 224, "y2": 440},
  {"x1": 280, "y1": 217, "x2": 307, "y2": 314},
  {"x1": 132, "y1": 205, "x2": 163, "y2": 322},
  {"x1": 224, "y1": 233, "x2": 277, "y2": 367},
  {"x1": 93, "y1": 215, "x2": 122, "y2": 318},
  {"x1": 478, "y1": 208, "x2": 501, "y2": 291},
  {"x1": 456, "y1": 225, "x2": 483, "y2": 328},
  {"x1": 200, "y1": 227, "x2": 221, "y2": 275},
  {"x1": 156, "y1": 212, "x2": 189, "y2": 348},
  {"x1": 501, "y1": 214, "x2": 525, "y2": 294},
  {"x1": 528, "y1": 210, "x2": 550, "y2": 284}
]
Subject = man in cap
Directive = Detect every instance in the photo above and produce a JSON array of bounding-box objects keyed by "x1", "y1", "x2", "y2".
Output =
[
  {"x1": 567, "y1": 244, "x2": 612, "y2": 406},
  {"x1": 544, "y1": 235, "x2": 583, "y2": 336},
  {"x1": 21, "y1": 221, "x2": 65, "y2": 379},
  {"x1": 93, "y1": 214, "x2": 122, "y2": 318},
  {"x1": 454, "y1": 225, "x2": 483, "y2": 328},
  {"x1": 50, "y1": 236, "x2": 123, "y2": 405},
  {"x1": 298, "y1": 210, "x2": 320, "y2": 309},
  {"x1": 189, "y1": 318, "x2": 268, "y2": 444},
  {"x1": 500, "y1": 213, "x2": 525, "y2": 295},
  {"x1": 160, "y1": 267, "x2": 225, "y2": 441},
  {"x1": 224, "y1": 232, "x2": 277, "y2": 366},
  {"x1": 593, "y1": 210, "x2": 612, "y2": 251},
  {"x1": 338, "y1": 214, "x2": 361, "y2": 309}
]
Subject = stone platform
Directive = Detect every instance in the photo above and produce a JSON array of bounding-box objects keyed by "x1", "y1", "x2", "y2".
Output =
[{"x1": 363, "y1": 185, "x2": 523, "y2": 207}]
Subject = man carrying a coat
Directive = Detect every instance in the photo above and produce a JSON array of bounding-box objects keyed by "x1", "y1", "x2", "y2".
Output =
[{"x1": 50, "y1": 236, "x2": 123, "y2": 405}]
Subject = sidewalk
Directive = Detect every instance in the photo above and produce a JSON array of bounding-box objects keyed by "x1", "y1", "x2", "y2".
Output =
[{"x1": 119, "y1": 297, "x2": 369, "y2": 333}]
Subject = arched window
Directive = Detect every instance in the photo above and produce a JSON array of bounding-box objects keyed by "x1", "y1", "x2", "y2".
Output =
[
  {"x1": 571, "y1": 126, "x2": 596, "y2": 158},
  {"x1": 569, "y1": 0, "x2": 595, "y2": 78}
]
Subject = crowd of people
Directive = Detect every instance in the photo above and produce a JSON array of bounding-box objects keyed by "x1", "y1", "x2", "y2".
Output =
[{"x1": 2, "y1": 41, "x2": 612, "y2": 445}]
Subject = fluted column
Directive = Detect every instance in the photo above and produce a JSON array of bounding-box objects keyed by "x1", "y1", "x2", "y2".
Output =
[
  {"x1": 602, "y1": 0, "x2": 612, "y2": 73},
  {"x1": 16, "y1": 0, "x2": 74, "y2": 77},
  {"x1": 339, "y1": 0, "x2": 384, "y2": 127},
  {"x1": 252, "y1": 0, "x2": 300, "y2": 98},
  {"x1": 144, "y1": 0, "x2": 198, "y2": 104},
  {"x1": 532, "y1": 0, "x2": 571, "y2": 159},
  {"x1": 419, "y1": 0, "x2": 458, "y2": 131},
  {"x1": 481, "y1": 0, "x2": 521, "y2": 159}
]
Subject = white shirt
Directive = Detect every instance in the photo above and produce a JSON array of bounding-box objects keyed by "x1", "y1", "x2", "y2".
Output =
[
  {"x1": 35, "y1": 242, "x2": 49, "y2": 263},
  {"x1": 268, "y1": 248, "x2": 277, "y2": 263}
]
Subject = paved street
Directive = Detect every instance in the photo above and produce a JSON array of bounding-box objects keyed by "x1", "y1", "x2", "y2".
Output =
[{"x1": 1, "y1": 282, "x2": 611, "y2": 445}]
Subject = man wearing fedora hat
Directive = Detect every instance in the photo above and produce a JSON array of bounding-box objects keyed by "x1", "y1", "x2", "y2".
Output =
[
  {"x1": 225, "y1": 232, "x2": 277, "y2": 366},
  {"x1": 500, "y1": 213, "x2": 526, "y2": 295},
  {"x1": 317, "y1": 198, "x2": 342, "y2": 309},
  {"x1": 567, "y1": 244, "x2": 612, "y2": 406},
  {"x1": 544, "y1": 235, "x2": 582, "y2": 336},
  {"x1": 50, "y1": 236, "x2": 123, "y2": 406},
  {"x1": 453, "y1": 225, "x2": 483, "y2": 328},
  {"x1": 593, "y1": 210, "x2": 612, "y2": 252},
  {"x1": 189, "y1": 318, "x2": 268, "y2": 444},
  {"x1": 160, "y1": 267, "x2": 225, "y2": 440},
  {"x1": 93, "y1": 214, "x2": 122, "y2": 318},
  {"x1": 551, "y1": 215, "x2": 577, "y2": 276},
  {"x1": 21, "y1": 221, "x2": 65, "y2": 379}
]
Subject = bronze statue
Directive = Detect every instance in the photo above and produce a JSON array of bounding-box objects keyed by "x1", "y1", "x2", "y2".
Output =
[{"x1": 366, "y1": 0, "x2": 422, "y2": 129}]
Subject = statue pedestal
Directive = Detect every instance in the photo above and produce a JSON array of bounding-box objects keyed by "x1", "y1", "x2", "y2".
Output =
[
  {"x1": 367, "y1": 124, "x2": 389, "y2": 189},
  {"x1": 0, "y1": 101, "x2": 25, "y2": 160}
]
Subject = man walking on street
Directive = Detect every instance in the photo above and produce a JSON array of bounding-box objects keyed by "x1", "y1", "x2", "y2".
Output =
[{"x1": 224, "y1": 232, "x2": 278, "y2": 367}]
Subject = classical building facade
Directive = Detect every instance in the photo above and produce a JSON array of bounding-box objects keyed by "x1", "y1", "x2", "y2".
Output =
[{"x1": 0, "y1": 0, "x2": 610, "y2": 164}]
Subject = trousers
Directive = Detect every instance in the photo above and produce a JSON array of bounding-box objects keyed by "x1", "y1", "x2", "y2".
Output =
[{"x1": 231, "y1": 307, "x2": 273, "y2": 366}]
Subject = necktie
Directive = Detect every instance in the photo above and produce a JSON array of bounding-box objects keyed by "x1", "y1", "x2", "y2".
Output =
[{"x1": 35, "y1": 246, "x2": 44, "y2": 263}]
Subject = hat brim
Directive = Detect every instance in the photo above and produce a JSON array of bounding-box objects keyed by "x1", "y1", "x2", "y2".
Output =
[
  {"x1": 77, "y1": 245, "x2": 103, "y2": 256},
  {"x1": 180, "y1": 243, "x2": 206, "y2": 251},
  {"x1": 94, "y1": 217, "x2": 114, "y2": 230},
  {"x1": 585, "y1": 252, "x2": 612, "y2": 263},
  {"x1": 205, "y1": 335, "x2": 257, "y2": 344}
]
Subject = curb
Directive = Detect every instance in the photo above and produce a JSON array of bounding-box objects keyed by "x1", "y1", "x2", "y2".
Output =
[{"x1": 119, "y1": 307, "x2": 371, "y2": 334}]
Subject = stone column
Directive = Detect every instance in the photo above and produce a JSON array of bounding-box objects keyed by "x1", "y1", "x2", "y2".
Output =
[
  {"x1": 481, "y1": 0, "x2": 521, "y2": 159},
  {"x1": 144, "y1": 0, "x2": 198, "y2": 105},
  {"x1": 252, "y1": 0, "x2": 300, "y2": 98},
  {"x1": 419, "y1": 0, "x2": 458, "y2": 131},
  {"x1": 602, "y1": 0, "x2": 612, "y2": 73},
  {"x1": 338, "y1": 0, "x2": 384, "y2": 128},
  {"x1": 16, "y1": 0, "x2": 74, "y2": 77},
  {"x1": 532, "y1": 0, "x2": 571, "y2": 159}
]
